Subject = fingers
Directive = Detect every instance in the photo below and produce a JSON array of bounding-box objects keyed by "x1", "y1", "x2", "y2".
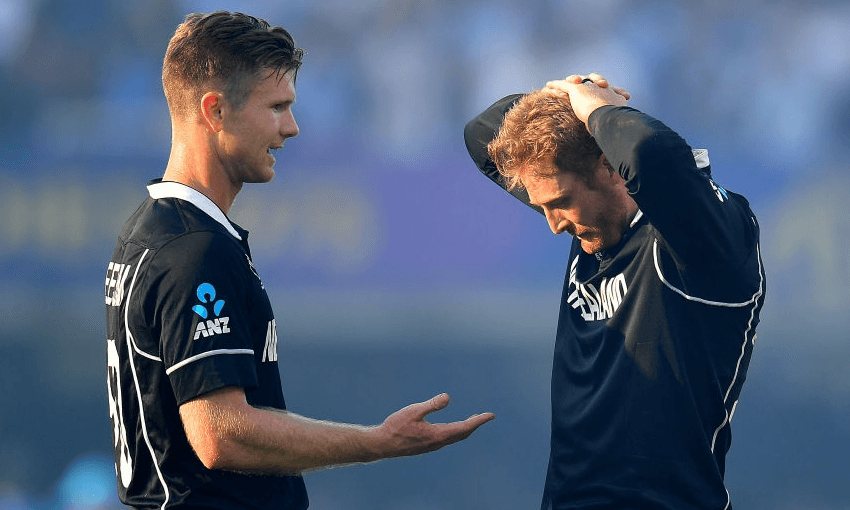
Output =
[
  {"x1": 430, "y1": 411, "x2": 496, "y2": 448},
  {"x1": 405, "y1": 393, "x2": 450, "y2": 421},
  {"x1": 428, "y1": 392, "x2": 451, "y2": 412},
  {"x1": 423, "y1": 394, "x2": 495, "y2": 438},
  {"x1": 545, "y1": 73, "x2": 608, "y2": 100},
  {"x1": 380, "y1": 394, "x2": 495, "y2": 457},
  {"x1": 612, "y1": 86, "x2": 631, "y2": 100},
  {"x1": 557, "y1": 73, "x2": 608, "y2": 87},
  {"x1": 587, "y1": 72, "x2": 609, "y2": 87},
  {"x1": 547, "y1": 73, "x2": 629, "y2": 98},
  {"x1": 464, "y1": 412, "x2": 496, "y2": 430},
  {"x1": 407, "y1": 393, "x2": 493, "y2": 428}
]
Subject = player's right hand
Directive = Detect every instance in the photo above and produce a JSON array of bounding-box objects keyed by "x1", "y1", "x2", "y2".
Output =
[
  {"x1": 545, "y1": 73, "x2": 630, "y2": 126},
  {"x1": 372, "y1": 393, "x2": 494, "y2": 458}
]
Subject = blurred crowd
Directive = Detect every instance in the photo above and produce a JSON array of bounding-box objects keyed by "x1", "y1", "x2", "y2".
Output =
[{"x1": 2, "y1": 0, "x2": 850, "y2": 508}]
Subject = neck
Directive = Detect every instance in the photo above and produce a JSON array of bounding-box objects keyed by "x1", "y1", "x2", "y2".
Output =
[{"x1": 163, "y1": 131, "x2": 240, "y2": 214}]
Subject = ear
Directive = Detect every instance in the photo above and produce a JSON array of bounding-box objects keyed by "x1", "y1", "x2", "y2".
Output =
[
  {"x1": 199, "y1": 92, "x2": 225, "y2": 133},
  {"x1": 599, "y1": 154, "x2": 615, "y2": 175}
]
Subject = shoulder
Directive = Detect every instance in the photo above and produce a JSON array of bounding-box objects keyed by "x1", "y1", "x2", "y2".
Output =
[
  {"x1": 131, "y1": 213, "x2": 248, "y2": 298},
  {"x1": 122, "y1": 197, "x2": 243, "y2": 257}
]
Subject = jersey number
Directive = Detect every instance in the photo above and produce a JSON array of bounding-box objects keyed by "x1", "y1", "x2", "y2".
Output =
[{"x1": 107, "y1": 338, "x2": 133, "y2": 487}]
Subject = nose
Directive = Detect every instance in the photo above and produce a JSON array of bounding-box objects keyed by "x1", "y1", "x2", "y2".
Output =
[
  {"x1": 282, "y1": 110, "x2": 299, "y2": 139},
  {"x1": 544, "y1": 208, "x2": 570, "y2": 235}
]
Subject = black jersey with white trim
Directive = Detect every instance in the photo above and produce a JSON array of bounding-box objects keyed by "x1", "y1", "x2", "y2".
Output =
[
  {"x1": 104, "y1": 180, "x2": 308, "y2": 509},
  {"x1": 541, "y1": 106, "x2": 765, "y2": 510},
  {"x1": 464, "y1": 101, "x2": 765, "y2": 510}
]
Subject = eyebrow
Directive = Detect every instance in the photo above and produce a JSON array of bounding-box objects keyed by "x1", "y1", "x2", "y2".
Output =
[{"x1": 530, "y1": 193, "x2": 570, "y2": 209}]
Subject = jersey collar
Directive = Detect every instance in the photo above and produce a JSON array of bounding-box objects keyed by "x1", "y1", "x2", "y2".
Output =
[
  {"x1": 630, "y1": 209, "x2": 644, "y2": 228},
  {"x1": 147, "y1": 180, "x2": 243, "y2": 241}
]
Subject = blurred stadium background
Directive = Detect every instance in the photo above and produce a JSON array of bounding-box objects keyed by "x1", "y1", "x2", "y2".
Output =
[{"x1": 2, "y1": 0, "x2": 849, "y2": 508}]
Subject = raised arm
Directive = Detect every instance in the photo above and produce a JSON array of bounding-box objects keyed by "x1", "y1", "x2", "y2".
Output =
[
  {"x1": 464, "y1": 75, "x2": 629, "y2": 214},
  {"x1": 180, "y1": 386, "x2": 494, "y2": 475},
  {"x1": 547, "y1": 74, "x2": 759, "y2": 271},
  {"x1": 463, "y1": 94, "x2": 543, "y2": 214}
]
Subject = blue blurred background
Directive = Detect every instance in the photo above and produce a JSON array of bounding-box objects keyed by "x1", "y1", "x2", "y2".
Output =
[{"x1": 2, "y1": 0, "x2": 849, "y2": 508}]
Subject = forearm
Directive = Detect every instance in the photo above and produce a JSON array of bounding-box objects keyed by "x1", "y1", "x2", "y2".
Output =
[
  {"x1": 463, "y1": 93, "x2": 543, "y2": 214},
  {"x1": 588, "y1": 105, "x2": 697, "y2": 193},
  {"x1": 183, "y1": 394, "x2": 382, "y2": 475},
  {"x1": 181, "y1": 388, "x2": 493, "y2": 476},
  {"x1": 589, "y1": 105, "x2": 757, "y2": 266},
  {"x1": 238, "y1": 409, "x2": 385, "y2": 474}
]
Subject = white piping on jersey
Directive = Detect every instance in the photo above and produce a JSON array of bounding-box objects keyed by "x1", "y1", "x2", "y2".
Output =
[
  {"x1": 710, "y1": 244, "x2": 764, "y2": 456},
  {"x1": 652, "y1": 239, "x2": 760, "y2": 308},
  {"x1": 654, "y1": 235, "x2": 764, "y2": 510},
  {"x1": 133, "y1": 342, "x2": 161, "y2": 362},
  {"x1": 123, "y1": 248, "x2": 171, "y2": 509},
  {"x1": 147, "y1": 181, "x2": 242, "y2": 240},
  {"x1": 165, "y1": 348, "x2": 255, "y2": 376},
  {"x1": 652, "y1": 237, "x2": 766, "y2": 441},
  {"x1": 705, "y1": 240, "x2": 763, "y2": 460}
]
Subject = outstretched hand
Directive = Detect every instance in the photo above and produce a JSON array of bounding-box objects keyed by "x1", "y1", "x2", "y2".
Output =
[
  {"x1": 375, "y1": 393, "x2": 495, "y2": 459},
  {"x1": 545, "y1": 72, "x2": 630, "y2": 126}
]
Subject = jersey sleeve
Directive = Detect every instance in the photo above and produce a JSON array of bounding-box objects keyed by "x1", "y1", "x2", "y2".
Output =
[
  {"x1": 588, "y1": 105, "x2": 760, "y2": 271},
  {"x1": 463, "y1": 93, "x2": 544, "y2": 215},
  {"x1": 143, "y1": 231, "x2": 259, "y2": 406}
]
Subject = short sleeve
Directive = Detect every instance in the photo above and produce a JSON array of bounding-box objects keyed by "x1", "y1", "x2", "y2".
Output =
[{"x1": 143, "y1": 231, "x2": 259, "y2": 405}]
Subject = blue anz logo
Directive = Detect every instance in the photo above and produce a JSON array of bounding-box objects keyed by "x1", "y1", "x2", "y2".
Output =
[
  {"x1": 192, "y1": 283, "x2": 231, "y2": 340},
  {"x1": 192, "y1": 282, "x2": 224, "y2": 318}
]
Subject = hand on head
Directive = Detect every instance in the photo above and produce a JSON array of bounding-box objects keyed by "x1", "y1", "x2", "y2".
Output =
[{"x1": 544, "y1": 73, "x2": 630, "y2": 126}]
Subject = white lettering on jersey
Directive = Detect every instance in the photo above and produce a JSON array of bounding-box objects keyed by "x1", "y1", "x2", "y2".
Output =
[
  {"x1": 263, "y1": 319, "x2": 278, "y2": 362},
  {"x1": 567, "y1": 257, "x2": 629, "y2": 322},
  {"x1": 710, "y1": 179, "x2": 729, "y2": 203},
  {"x1": 193, "y1": 317, "x2": 231, "y2": 340},
  {"x1": 105, "y1": 262, "x2": 132, "y2": 307},
  {"x1": 106, "y1": 338, "x2": 133, "y2": 487},
  {"x1": 246, "y1": 254, "x2": 265, "y2": 289}
]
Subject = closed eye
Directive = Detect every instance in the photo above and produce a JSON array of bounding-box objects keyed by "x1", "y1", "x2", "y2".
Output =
[
  {"x1": 548, "y1": 197, "x2": 571, "y2": 208},
  {"x1": 532, "y1": 195, "x2": 571, "y2": 210}
]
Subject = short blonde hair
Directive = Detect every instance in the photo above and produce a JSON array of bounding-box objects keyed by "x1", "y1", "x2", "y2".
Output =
[
  {"x1": 487, "y1": 89, "x2": 602, "y2": 190},
  {"x1": 162, "y1": 11, "x2": 304, "y2": 120}
]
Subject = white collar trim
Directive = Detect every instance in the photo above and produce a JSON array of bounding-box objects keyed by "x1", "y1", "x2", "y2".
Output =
[
  {"x1": 692, "y1": 148, "x2": 710, "y2": 169},
  {"x1": 630, "y1": 209, "x2": 644, "y2": 228},
  {"x1": 147, "y1": 181, "x2": 242, "y2": 240}
]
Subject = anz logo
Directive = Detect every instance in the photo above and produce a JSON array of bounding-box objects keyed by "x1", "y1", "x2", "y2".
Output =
[{"x1": 192, "y1": 282, "x2": 231, "y2": 340}]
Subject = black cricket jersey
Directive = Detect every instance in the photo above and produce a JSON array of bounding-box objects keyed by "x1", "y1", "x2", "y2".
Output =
[
  {"x1": 104, "y1": 180, "x2": 308, "y2": 509},
  {"x1": 465, "y1": 102, "x2": 765, "y2": 509}
]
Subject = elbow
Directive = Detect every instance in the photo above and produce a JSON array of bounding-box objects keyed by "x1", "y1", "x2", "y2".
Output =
[
  {"x1": 196, "y1": 443, "x2": 227, "y2": 471},
  {"x1": 191, "y1": 431, "x2": 243, "y2": 471},
  {"x1": 180, "y1": 387, "x2": 257, "y2": 472}
]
